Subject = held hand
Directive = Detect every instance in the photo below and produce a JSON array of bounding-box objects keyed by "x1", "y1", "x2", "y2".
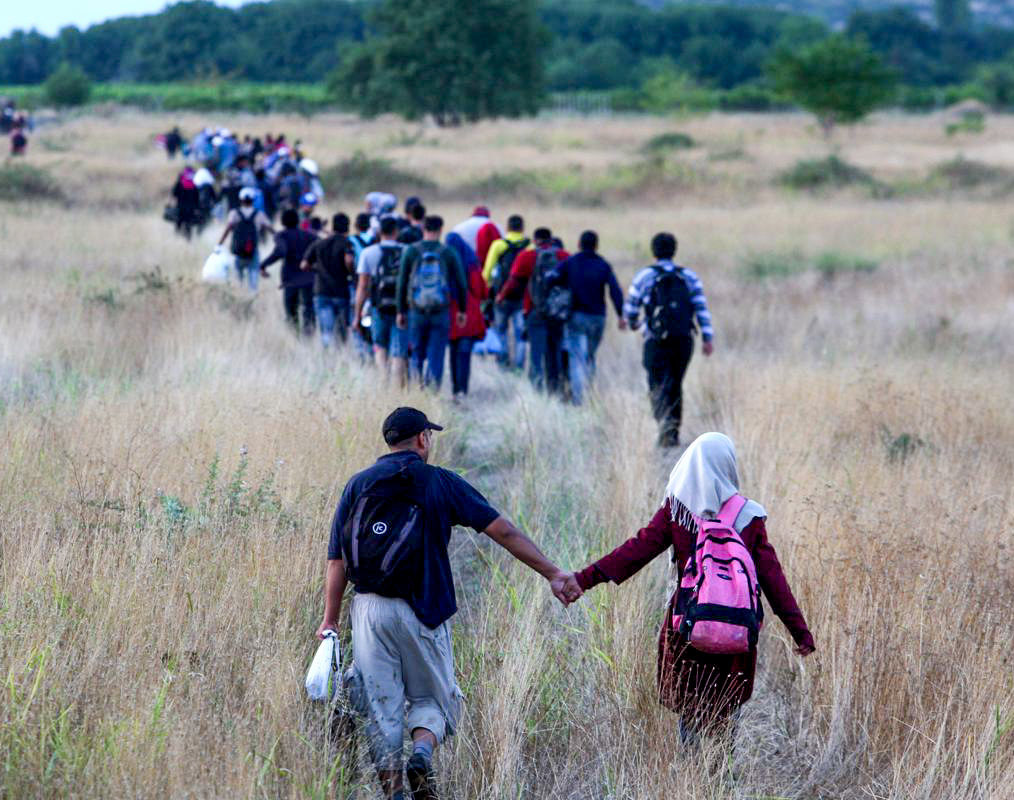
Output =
[
  {"x1": 260, "y1": 267, "x2": 269, "y2": 278},
  {"x1": 549, "y1": 571, "x2": 583, "y2": 607},
  {"x1": 618, "y1": 318, "x2": 628, "y2": 331},
  {"x1": 299, "y1": 260, "x2": 310, "y2": 271},
  {"x1": 456, "y1": 312, "x2": 467, "y2": 328},
  {"x1": 396, "y1": 313, "x2": 407, "y2": 330},
  {"x1": 315, "y1": 620, "x2": 338, "y2": 640},
  {"x1": 795, "y1": 643, "x2": 815, "y2": 657},
  {"x1": 702, "y1": 340, "x2": 714, "y2": 357}
]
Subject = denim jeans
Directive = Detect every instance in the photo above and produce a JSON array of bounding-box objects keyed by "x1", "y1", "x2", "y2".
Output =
[
  {"x1": 234, "y1": 254, "x2": 259, "y2": 291},
  {"x1": 526, "y1": 315, "x2": 564, "y2": 394},
  {"x1": 448, "y1": 337, "x2": 475, "y2": 396},
  {"x1": 408, "y1": 309, "x2": 451, "y2": 389},
  {"x1": 371, "y1": 311, "x2": 409, "y2": 358},
  {"x1": 493, "y1": 300, "x2": 526, "y2": 369},
  {"x1": 313, "y1": 295, "x2": 349, "y2": 348},
  {"x1": 564, "y1": 312, "x2": 607, "y2": 405}
]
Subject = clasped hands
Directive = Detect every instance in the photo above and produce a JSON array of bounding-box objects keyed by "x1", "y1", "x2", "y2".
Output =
[{"x1": 549, "y1": 570, "x2": 583, "y2": 607}]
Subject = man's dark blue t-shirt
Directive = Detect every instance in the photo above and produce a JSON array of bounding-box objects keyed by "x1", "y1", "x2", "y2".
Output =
[{"x1": 328, "y1": 451, "x2": 499, "y2": 629}]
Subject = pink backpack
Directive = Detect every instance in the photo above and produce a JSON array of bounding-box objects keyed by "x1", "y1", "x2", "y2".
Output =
[{"x1": 671, "y1": 494, "x2": 763, "y2": 655}]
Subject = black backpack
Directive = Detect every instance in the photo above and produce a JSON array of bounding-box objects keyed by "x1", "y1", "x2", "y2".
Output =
[
  {"x1": 646, "y1": 265, "x2": 695, "y2": 340},
  {"x1": 492, "y1": 238, "x2": 529, "y2": 297},
  {"x1": 529, "y1": 247, "x2": 571, "y2": 322},
  {"x1": 341, "y1": 463, "x2": 428, "y2": 596},
  {"x1": 231, "y1": 209, "x2": 258, "y2": 257},
  {"x1": 371, "y1": 245, "x2": 403, "y2": 314}
]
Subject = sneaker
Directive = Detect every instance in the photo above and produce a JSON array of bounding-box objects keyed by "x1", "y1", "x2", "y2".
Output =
[{"x1": 405, "y1": 751, "x2": 437, "y2": 800}]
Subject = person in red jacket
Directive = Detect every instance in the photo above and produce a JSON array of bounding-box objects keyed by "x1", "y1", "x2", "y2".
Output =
[
  {"x1": 445, "y1": 232, "x2": 487, "y2": 400},
  {"x1": 497, "y1": 228, "x2": 570, "y2": 393},
  {"x1": 556, "y1": 433, "x2": 815, "y2": 745}
]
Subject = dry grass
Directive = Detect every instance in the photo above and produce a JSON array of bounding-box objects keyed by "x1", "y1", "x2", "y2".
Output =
[{"x1": 1, "y1": 109, "x2": 1013, "y2": 799}]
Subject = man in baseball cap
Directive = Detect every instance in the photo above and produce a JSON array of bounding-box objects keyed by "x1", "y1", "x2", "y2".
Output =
[{"x1": 317, "y1": 407, "x2": 574, "y2": 800}]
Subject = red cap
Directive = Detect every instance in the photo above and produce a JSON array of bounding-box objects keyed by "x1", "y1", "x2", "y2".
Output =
[{"x1": 472, "y1": 206, "x2": 490, "y2": 218}]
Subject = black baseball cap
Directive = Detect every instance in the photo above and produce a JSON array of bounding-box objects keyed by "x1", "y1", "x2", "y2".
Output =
[{"x1": 382, "y1": 407, "x2": 444, "y2": 445}]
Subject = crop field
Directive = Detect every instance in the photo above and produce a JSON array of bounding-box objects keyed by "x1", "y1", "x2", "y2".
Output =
[{"x1": 1, "y1": 108, "x2": 1013, "y2": 799}]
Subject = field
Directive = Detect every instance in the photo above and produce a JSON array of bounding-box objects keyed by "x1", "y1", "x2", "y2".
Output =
[{"x1": 1, "y1": 108, "x2": 1013, "y2": 799}]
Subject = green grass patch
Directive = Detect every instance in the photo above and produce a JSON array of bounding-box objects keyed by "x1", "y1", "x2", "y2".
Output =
[
  {"x1": 743, "y1": 249, "x2": 877, "y2": 281},
  {"x1": 0, "y1": 162, "x2": 63, "y2": 202},
  {"x1": 320, "y1": 151, "x2": 436, "y2": 201},
  {"x1": 928, "y1": 157, "x2": 1012, "y2": 191},
  {"x1": 779, "y1": 155, "x2": 877, "y2": 191},
  {"x1": 641, "y1": 131, "x2": 695, "y2": 153}
]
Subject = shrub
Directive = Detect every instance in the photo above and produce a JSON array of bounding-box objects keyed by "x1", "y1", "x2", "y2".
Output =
[
  {"x1": 741, "y1": 250, "x2": 807, "y2": 280},
  {"x1": 320, "y1": 151, "x2": 435, "y2": 200},
  {"x1": 929, "y1": 157, "x2": 1008, "y2": 190},
  {"x1": 642, "y1": 132, "x2": 695, "y2": 153},
  {"x1": 779, "y1": 155, "x2": 876, "y2": 191},
  {"x1": 815, "y1": 251, "x2": 877, "y2": 279},
  {"x1": 44, "y1": 64, "x2": 92, "y2": 108},
  {"x1": 742, "y1": 249, "x2": 876, "y2": 281},
  {"x1": 0, "y1": 163, "x2": 63, "y2": 202}
]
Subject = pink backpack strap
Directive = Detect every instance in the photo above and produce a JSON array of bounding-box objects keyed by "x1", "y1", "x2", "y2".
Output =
[{"x1": 715, "y1": 494, "x2": 748, "y2": 529}]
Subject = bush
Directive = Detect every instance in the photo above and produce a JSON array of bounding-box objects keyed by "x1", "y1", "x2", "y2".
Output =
[
  {"x1": 44, "y1": 64, "x2": 92, "y2": 108},
  {"x1": 320, "y1": 152, "x2": 435, "y2": 200},
  {"x1": 815, "y1": 251, "x2": 878, "y2": 279},
  {"x1": 741, "y1": 250, "x2": 807, "y2": 280},
  {"x1": 779, "y1": 155, "x2": 876, "y2": 191},
  {"x1": 642, "y1": 132, "x2": 695, "y2": 153},
  {"x1": 928, "y1": 157, "x2": 1012, "y2": 191},
  {"x1": 0, "y1": 163, "x2": 63, "y2": 202},
  {"x1": 742, "y1": 249, "x2": 876, "y2": 281}
]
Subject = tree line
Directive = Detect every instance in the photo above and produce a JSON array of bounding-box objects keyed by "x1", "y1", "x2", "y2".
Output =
[{"x1": 4, "y1": 0, "x2": 1014, "y2": 119}]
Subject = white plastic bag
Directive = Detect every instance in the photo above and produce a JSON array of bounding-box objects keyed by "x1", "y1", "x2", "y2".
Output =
[
  {"x1": 474, "y1": 328, "x2": 504, "y2": 356},
  {"x1": 201, "y1": 247, "x2": 231, "y2": 284},
  {"x1": 305, "y1": 631, "x2": 341, "y2": 702}
]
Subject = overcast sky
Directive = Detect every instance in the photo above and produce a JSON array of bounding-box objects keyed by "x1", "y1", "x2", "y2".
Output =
[{"x1": 3, "y1": 1, "x2": 247, "y2": 37}]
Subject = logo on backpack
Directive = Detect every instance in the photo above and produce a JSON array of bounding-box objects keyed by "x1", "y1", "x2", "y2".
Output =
[
  {"x1": 670, "y1": 495, "x2": 763, "y2": 655},
  {"x1": 646, "y1": 265, "x2": 695, "y2": 340},
  {"x1": 530, "y1": 247, "x2": 571, "y2": 322},
  {"x1": 372, "y1": 522, "x2": 388, "y2": 535},
  {"x1": 410, "y1": 249, "x2": 450, "y2": 312}
]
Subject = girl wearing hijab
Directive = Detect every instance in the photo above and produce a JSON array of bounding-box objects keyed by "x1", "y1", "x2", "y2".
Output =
[
  {"x1": 445, "y1": 232, "x2": 488, "y2": 399},
  {"x1": 564, "y1": 433, "x2": 815, "y2": 740}
]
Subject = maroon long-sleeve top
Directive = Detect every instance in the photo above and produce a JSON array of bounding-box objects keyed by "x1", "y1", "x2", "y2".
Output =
[{"x1": 576, "y1": 499, "x2": 815, "y2": 651}]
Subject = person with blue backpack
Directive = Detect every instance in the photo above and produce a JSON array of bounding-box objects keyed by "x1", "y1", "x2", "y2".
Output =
[
  {"x1": 554, "y1": 432, "x2": 815, "y2": 745},
  {"x1": 316, "y1": 407, "x2": 574, "y2": 800},
  {"x1": 396, "y1": 216, "x2": 468, "y2": 390},
  {"x1": 624, "y1": 232, "x2": 714, "y2": 448}
]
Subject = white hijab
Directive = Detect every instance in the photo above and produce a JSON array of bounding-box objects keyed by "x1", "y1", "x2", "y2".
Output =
[{"x1": 663, "y1": 432, "x2": 766, "y2": 533}]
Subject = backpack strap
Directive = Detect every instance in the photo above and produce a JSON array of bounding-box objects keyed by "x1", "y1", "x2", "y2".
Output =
[{"x1": 715, "y1": 494, "x2": 748, "y2": 529}]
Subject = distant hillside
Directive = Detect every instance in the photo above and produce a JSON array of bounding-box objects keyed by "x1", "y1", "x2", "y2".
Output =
[{"x1": 651, "y1": 1, "x2": 1014, "y2": 29}]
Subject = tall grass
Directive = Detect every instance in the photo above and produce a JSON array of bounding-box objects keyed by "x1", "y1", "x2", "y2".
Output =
[{"x1": 1, "y1": 110, "x2": 1012, "y2": 799}]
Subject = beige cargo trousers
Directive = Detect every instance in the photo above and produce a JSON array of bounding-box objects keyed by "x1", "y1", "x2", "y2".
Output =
[{"x1": 345, "y1": 593, "x2": 463, "y2": 769}]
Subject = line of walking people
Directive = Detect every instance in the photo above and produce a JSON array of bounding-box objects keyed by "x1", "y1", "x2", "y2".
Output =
[{"x1": 218, "y1": 193, "x2": 715, "y2": 447}]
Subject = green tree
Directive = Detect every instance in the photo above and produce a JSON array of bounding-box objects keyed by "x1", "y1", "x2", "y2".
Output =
[
  {"x1": 936, "y1": 0, "x2": 972, "y2": 32},
  {"x1": 769, "y1": 35, "x2": 895, "y2": 137},
  {"x1": 331, "y1": 0, "x2": 545, "y2": 125},
  {"x1": 44, "y1": 62, "x2": 91, "y2": 107}
]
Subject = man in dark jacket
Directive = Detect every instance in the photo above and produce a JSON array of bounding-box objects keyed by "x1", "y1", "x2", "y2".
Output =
[
  {"x1": 556, "y1": 230, "x2": 626, "y2": 404},
  {"x1": 261, "y1": 209, "x2": 318, "y2": 336},
  {"x1": 302, "y1": 213, "x2": 355, "y2": 347}
]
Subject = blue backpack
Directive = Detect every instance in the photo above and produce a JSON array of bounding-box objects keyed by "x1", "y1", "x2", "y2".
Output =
[{"x1": 410, "y1": 249, "x2": 450, "y2": 312}]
